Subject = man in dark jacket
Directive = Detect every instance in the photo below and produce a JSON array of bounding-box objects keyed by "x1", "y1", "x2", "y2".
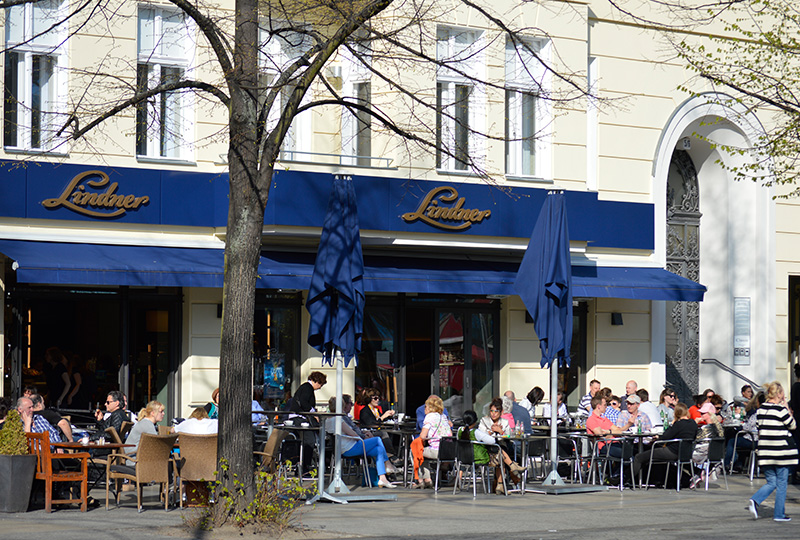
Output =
[{"x1": 95, "y1": 390, "x2": 129, "y2": 434}]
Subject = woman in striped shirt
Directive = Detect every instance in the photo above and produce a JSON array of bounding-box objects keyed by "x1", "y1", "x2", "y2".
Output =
[{"x1": 747, "y1": 381, "x2": 797, "y2": 522}]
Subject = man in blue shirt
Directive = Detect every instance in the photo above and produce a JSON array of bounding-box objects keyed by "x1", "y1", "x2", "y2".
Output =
[
  {"x1": 415, "y1": 395, "x2": 451, "y2": 432},
  {"x1": 504, "y1": 390, "x2": 532, "y2": 435}
]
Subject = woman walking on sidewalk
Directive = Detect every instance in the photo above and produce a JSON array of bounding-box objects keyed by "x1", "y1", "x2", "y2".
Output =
[{"x1": 748, "y1": 381, "x2": 798, "y2": 522}]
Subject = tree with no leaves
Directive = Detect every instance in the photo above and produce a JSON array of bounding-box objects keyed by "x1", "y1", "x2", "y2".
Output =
[{"x1": 2, "y1": 0, "x2": 594, "y2": 515}]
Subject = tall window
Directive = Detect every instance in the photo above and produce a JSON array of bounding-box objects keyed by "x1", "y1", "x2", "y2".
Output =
[
  {"x1": 136, "y1": 6, "x2": 192, "y2": 159},
  {"x1": 4, "y1": 0, "x2": 65, "y2": 151},
  {"x1": 260, "y1": 26, "x2": 312, "y2": 161},
  {"x1": 504, "y1": 38, "x2": 547, "y2": 178},
  {"x1": 341, "y1": 32, "x2": 372, "y2": 166},
  {"x1": 436, "y1": 26, "x2": 484, "y2": 172}
]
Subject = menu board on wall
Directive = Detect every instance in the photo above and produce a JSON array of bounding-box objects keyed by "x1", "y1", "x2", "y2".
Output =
[{"x1": 733, "y1": 297, "x2": 751, "y2": 366}]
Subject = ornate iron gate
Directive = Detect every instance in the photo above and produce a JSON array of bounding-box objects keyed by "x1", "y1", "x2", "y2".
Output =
[{"x1": 665, "y1": 150, "x2": 701, "y2": 401}]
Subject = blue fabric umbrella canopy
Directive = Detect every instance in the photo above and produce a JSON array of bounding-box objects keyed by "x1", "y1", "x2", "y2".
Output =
[
  {"x1": 514, "y1": 192, "x2": 573, "y2": 368},
  {"x1": 306, "y1": 175, "x2": 365, "y2": 366}
]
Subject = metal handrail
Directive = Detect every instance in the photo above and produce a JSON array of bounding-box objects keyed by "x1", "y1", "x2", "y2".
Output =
[{"x1": 700, "y1": 358, "x2": 763, "y2": 391}]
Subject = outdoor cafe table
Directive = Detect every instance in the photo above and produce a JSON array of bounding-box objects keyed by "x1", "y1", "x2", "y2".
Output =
[
  {"x1": 376, "y1": 423, "x2": 417, "y2": 487},
  {"x1": 52, "y1": 441, "x2": 135, "y2": 491}
]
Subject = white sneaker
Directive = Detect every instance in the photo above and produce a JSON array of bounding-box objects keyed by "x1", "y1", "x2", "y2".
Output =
[{"x1": 747, "y1": 499, "x2": 759, "y2": 520}]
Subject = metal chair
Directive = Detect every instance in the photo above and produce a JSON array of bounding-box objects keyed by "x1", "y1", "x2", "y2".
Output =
[
  {"x1": 644, "y1": 438, "x2": 695, "y2": 492},
  {"x1": 452, "y1": 439, "x2": 491, "y2": 497},
  {"x1": 433, "y1": 437, "x2": 457, "y2": 492},
  {"x1": 699, "y1": 438, "x2": 728, "y2": 490},
  {"x1": 594, "y1": 437, "x2": 635, "y2": 491},
  {"x1": 555, "y1": 435, "x2": 584, "y2": 484}
]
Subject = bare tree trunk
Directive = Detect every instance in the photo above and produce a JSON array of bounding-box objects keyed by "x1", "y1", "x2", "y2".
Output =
[{"x1": 217, "y1": 0, "x2": 262, "y2": 508}]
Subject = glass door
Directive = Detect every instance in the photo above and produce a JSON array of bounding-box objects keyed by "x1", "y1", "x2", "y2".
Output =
[{"x1": 435, "y1": 308, "x2": 497, "y2": 419}]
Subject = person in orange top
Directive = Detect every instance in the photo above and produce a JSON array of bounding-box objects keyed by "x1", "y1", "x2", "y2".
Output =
[{"x1": 688, "y1": 394, "x2": 709, "y2": 421}]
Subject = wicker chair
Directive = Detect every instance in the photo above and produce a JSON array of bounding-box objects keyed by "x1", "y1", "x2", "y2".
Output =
[
  {"x1": 105, "y1": 433, "x2": 178, "y2": 512},
  {"x1": 176, "y1": 434, "x2": 218, "y2": 507},
  {"x1": 26, "y1": 431, "x2": 90, "y2": 512}
]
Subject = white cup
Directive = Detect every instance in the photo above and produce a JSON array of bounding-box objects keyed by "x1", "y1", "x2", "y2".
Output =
[
  {"x1": 285, "y1": 420, "x2": 294, "y2": 426},
  {"x1": 80, "y1": 436, "x2": 89, "y2": 445},
  {"x1": 300, "y1": 422, "x2": 310, "y2": 427},
  {"x1": 397, "y1": 413, "x2": 405, "y2": 422}
]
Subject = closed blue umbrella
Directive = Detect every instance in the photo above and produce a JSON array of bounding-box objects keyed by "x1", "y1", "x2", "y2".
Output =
[
  {"x1": 514, "y1": 191, "x2": 572, "y2": 486},
  {"x1": 514, "y1": 191, "x2": 573, "y2": 368},
  {"x1": 307, "y1": 175, "x2": 365, "y2": 366},
  {"x1": 306, "y1": 175, "x2": 365, "y2": 498}
]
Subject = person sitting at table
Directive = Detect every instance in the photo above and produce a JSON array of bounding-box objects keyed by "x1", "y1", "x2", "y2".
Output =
[
  {"x1": 689, "y1": 401, "x2": 725, "y2": 488},
  {"x1": 616, "y1": 394, "x2": 653, "y2": 435},
  {"x1": 457, "y1": 410, "x2": 522, "y2": 494},
  {"x1": 30, "y1": 393, "x2": 73, "y2": 442},
  {"x1": 415, "y1": 395, "x2": 451, "y2": 432},
  {"x1": 357, "y1": 388, "x2": 398, "y2": 456},
  {"x1": 360, "y1": 388, "x2": 396, "y2": 428},
  {"x1": 203, "y1": 388, "x2": 220, "y2": 419},
  {"x1": 95, "y1": 390, "x2": 129, "y2": 435},
  {"x1": 504, "y1": 390, "x2": 532, "y2": 435},
  {"x1": 632, "y1": 402, "x2": 698, "y2": 484},
  {"x1": 586, "y1": 394, "x2": 628, "y2": 476},
  {"x1": 477, "y1": 398, "x2": 525, "y2": 491},
  {"x1": 725, "y1": 391, "x2": 764, "y2": 472},
  {"x1": 252, "y1": 386, "x2": 267, "y2": 425},
  {"x1": 411, "y1": 395, "x2": 452, "y2": 489},
  {"x1": 324, "y1": 395, "x2": 397, "y2": 489},
  {"x1": 657, "y1": 388, "x2": 677, "y2": 425},
  {"x1": 601, "y1": 389, "x2": 621, "y2": 424},
  {"x1": 734, "y1": 384, "x2": 754, "y2": 407},
  {"x1": 636, "y1": 389, "x2": 662, "y2": 430},
  {"x1": 540, "y1": 391, "x2": 568, "y2": 421},
  {"x1": 125, "y1": 400, "x2": 166, "y2": 464},
  {"x1": 353, "y1": 388, "x2": 369, "y2": 421},
  {"x1": 688, "y1": 394, "x2": 707, "y2": 421},
  {"x1": 501, "y1": 395, "x2": 516, "y2": 431},
  {"x1": 174, "y1": 407, "x2": 218, "y2": 434},
  {"x1": 578, "y1": 379, "x2": 601, "y2": 418},
  {"x1": 520, "y1": 386, "x2": 545, "y2": 418}
]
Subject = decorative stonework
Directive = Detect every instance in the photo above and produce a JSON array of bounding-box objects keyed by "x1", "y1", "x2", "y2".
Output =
[{"x1": 666, "y1": 150, "x2": 701, "y2": 402}]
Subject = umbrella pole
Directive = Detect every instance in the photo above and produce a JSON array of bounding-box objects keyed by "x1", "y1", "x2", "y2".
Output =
[
  {"x1": 542, "y1": 360, "x2": 566, "y2": 486},
  {"x1": 327, "y1": 349, "x2": 350, "y2": 494}
]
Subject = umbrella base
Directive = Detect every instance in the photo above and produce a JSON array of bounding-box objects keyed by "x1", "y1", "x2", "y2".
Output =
[{"x1": 525, "y1": 484, "x2": 609, "y2": 495}]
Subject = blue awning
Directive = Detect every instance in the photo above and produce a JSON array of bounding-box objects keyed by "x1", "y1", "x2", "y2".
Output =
[
  {"x1": 0, "y1": 239, "x2": 226, "y2": 288},
  {"x1": 0, "y1": 240, "x2": 706, "y2": 301}
]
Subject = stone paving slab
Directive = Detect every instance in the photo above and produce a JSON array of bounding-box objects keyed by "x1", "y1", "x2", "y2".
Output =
[{"x1": 0, "y1": 475, "x2": 797, "y2": 539}]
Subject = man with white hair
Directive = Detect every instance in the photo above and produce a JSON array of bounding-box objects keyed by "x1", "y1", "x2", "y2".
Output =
[
  {"x1": 17, "y1": 396, "x2": 62, "y2": 444},
  {"x1": 504, "y1": 390, "x2": 532, "y2": 435}
]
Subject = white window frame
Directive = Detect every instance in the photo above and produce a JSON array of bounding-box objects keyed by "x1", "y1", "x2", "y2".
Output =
[
  {"x1": 504, "y1": 37, "x2": 551, "y2": 180},
  {"x1": 435, "y1": 25, "x2": 485, "y2": 173},
  {"x1": 260, "y1": 25, "x2": 313, "y2": 162},
  {"x1": 136, "y1": 5, "x2": 194, "y2": 160},
  {"x1": 4, "y1": 0, "x2": 67, "y2": 152},
  {"x1": 341, "y1": 34, "x2": 372, "y2": 166}
]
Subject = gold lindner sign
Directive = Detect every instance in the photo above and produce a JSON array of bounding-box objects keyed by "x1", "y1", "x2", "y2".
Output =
[
  {"x1": 401, "y1": 185, "x2": 491, "y2": 231},
  {"x1": 42, "y1": 170, "x2": 150, "y2": 218}
]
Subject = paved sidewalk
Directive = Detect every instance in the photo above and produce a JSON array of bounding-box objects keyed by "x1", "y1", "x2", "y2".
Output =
[{"x1": 0, "y1": 475, "x2": 797, "y2": 539}]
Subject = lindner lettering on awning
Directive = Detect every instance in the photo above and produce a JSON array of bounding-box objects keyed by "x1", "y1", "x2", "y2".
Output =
[{"x1": 0, "y1": 240, "x2": 706, "y2": 301}]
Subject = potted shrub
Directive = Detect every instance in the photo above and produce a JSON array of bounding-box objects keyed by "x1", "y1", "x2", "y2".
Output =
[{"x1": 0, "y1": 409, "x2": 37, "y2": 512}]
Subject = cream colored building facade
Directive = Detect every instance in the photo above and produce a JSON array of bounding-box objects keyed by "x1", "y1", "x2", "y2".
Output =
[{"x1": 0, "y1": 1, "x2": 795, "y2": 417}]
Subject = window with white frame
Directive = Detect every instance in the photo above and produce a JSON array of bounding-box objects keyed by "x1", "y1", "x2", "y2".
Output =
[
  {"x1": 504, "y1": 37, "x2": 550, "y2": 179},
  {"x1": 341, "y1": 32, "x2": 372, "y2": 166},
  {"x1": 136, "y1": 6, "x2": 193, "y2": 159},
  {"x1": 260, "y1": 25, "x2": 313, "y2": 161},
  {"x1": 435, "y1": 26, "x2": 484, "y2": 172},
  {"x1": 4, "y1": 0, "x2": 66, "y2": 151}
]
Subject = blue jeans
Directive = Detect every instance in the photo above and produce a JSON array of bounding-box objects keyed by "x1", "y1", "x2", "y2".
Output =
[
  {"x1": 343, "y1": 437, "x2": 389, "y2": 476},
  {"x1": 725, "y1": 437, "x2": 754, "y2": 467},
  {"x1": 751, "y1": 465, "x2": 790, "y2": 518}
]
